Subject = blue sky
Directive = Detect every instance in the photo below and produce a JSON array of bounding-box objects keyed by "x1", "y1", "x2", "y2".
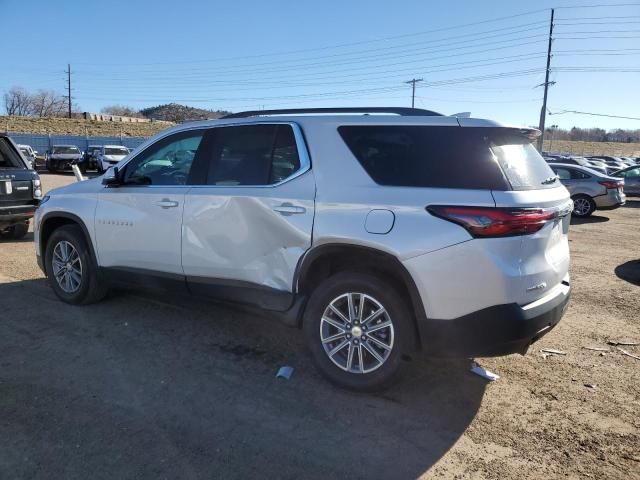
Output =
[{"x1": 2, "y1": 0, "x2": 639, "y2": 129}]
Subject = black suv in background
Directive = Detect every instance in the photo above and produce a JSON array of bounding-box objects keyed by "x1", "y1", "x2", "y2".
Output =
[{"x1": 0, "y1": 134, "x2": 42, "y2": 240}]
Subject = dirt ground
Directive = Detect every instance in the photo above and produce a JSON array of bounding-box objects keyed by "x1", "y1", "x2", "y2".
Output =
[
  {"x1": 1, "y1": 173, "x2": 638, "y2": 480},
  {"x1": 542, "y1": 139, "x2": 640, "y2": 157}
]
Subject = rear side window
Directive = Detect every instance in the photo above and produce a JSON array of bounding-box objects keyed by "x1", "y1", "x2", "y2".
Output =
[
  {"x1": 206, "y1": 124, "x2": 300, "y2": 186},
  {"x1": 339, "y1": 126, "x2": 555, "y2": 190},
  {"x1": 0, "y1": 138, "x2": 26, "y2": 169}
]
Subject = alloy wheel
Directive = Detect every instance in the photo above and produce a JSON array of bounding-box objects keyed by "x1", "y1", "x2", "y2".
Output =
[
  {"x1": 573, "y1": 198, "x2": 591, "y2": 216},
  {"x1": 320, "y1": 292, "x2": 394, "y2": 374},
  {"x1": 52, "y1": 240, "x2": 83, "y2": 293}
]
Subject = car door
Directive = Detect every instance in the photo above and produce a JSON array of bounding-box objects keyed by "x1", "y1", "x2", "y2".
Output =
[
  {"x1": 621, "y1": 167, "x2": 640, "y2": 195},
  {"x1": 181, "y1": 122, "x2": 315, "y2": 311},
  {"x1": 94, "y1": 128, "x2": 206, "y2": 282}
]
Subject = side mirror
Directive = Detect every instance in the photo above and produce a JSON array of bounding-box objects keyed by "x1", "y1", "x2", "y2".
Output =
[{"x1": 102, "y1": 166, "x2": 122, "y2": 186}]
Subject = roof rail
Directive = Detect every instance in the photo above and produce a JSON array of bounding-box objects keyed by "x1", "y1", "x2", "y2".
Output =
[{"x1": 221, "y1": 107, "x2": 443, "y2": 119}]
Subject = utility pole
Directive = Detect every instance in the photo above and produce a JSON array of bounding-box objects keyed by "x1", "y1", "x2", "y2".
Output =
[
  {"x1": 65, "y1": 63, "x2": 72, "y2": 118},
  {"x1": 537, "y1": 8, "x2": 554, "y2": 151},
  {"x1": 404, "y1": 78, "x2": 423, "y2": 109}
]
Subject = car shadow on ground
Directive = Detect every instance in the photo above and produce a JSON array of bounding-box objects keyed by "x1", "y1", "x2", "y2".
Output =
[
  {"x1": 0, "y1": 278, "x2": 486, "y2": 479},
  {"x1": 615, "y1": 259, "x2": 640, "y2": 286},
  {"x1": 0, "y1": 232, "x2": 34, "y2": 243},
  {"x1": 570, "y1": 214, "x2": 609, "y2": 225},
  {"x1": 623, "y1": 199, "x2": 640, "y2": 209}
]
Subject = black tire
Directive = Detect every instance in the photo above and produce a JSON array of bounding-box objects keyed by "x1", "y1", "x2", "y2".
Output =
[
  {"x1": 48, "y1": 161, "x2": 58, "y2": 173},
  {"x1": 45, "y1": 225, "x2": 107, "y2": 305},
  {"x1": 79, "y1": 163, "x2": 88, "y2": 175},
  {"x1": 303, "y1": 271, "x2": 412, "y2": 391},
  {"x1": 0, "y1": 222, "x2": 29, "y2": 240},
  {"x1": 96, "y1": 162, "x2": 104, "y2": 174},
  {"x1": 571, "y1": 194, "x2": 596, "y2": 217}
]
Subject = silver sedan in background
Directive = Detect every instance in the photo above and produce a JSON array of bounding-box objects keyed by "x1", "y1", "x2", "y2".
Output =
[{"x1": 548, "y1": 163, "x2": 626, "y2": 217}]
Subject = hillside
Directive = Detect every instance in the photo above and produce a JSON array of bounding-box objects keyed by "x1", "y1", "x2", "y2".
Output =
[
  {"x1": 2, "y1": 116, "x2": 173, "y2": 137},
  {"x1": 543, "y1": 139, "x2": 640, "y2": 157},
  {"x1": 139, "y1": 103, "x2": 231, "y2": 122}
]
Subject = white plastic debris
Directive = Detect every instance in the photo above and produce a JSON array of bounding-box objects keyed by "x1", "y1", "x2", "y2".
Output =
[
  {"x1": 71, "y1": 163, "x2": 85, "y2": 182},
  {"x1": 540, "y1": 348, "x2": 566, "y2": 356},
  {"x1": 470, "y1": 362, "x2": 499, "y2": 382},
  {"x1": 276, "y1": 366, "x2": 294, "y2": 380}
]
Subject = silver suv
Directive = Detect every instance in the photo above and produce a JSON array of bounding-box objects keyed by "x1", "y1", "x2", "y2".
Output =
[{"x1": 34, "y1": 108, "x2": 572, "y2": 390}]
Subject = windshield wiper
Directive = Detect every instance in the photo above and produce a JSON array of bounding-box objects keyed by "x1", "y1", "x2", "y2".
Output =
[{"x1": 541, "y1": 176, "x2": 558, "y2": 185}]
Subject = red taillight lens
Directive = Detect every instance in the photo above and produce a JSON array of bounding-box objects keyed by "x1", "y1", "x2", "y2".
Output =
[
  {"x1": 599, "y1": 180, "x2": 624, "y2": 189},
  {"x1": 427, "y1": 206, "x2": 555, "y2": 238}
]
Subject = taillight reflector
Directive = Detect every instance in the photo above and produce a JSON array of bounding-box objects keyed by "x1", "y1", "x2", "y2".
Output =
[{"x1": 427, "y1": 205, "x2": 555, "y2": 238}]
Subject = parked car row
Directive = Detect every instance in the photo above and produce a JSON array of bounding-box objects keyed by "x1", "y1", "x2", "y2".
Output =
[{"x1": 15, "y1": 144, "x2": 132, "y2": 174}]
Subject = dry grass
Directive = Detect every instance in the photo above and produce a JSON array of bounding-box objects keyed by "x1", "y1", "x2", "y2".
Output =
[
  {"x1": 1, "y1": 115, "x2": 173, "y2": 138},
  {"x1": 544, "y1": 139, "x2": 640, "y2": 157}
]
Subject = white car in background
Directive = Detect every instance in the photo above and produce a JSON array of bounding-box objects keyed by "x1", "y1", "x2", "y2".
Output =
[
  {"x1": 16, "y1": 144, "x2": 37, "y2": 169},
  {"x1": 96, "y1": 145, "x2": 130, "y2": 173}
]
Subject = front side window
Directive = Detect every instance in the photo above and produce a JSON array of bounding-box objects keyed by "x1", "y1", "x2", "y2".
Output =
[
  {"x1": 122, "y1": 131, "x2": 204, "y2": 186},
  {"x1": 206, "y1": 124, "x2": 301, "y2": 186}
]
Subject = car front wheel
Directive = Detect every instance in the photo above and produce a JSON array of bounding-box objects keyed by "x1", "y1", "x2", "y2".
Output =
[
  {"x1": 303, "y1": 272, "x2": 411, "y2": 391},
  {"x1": 45, "y1": 225, "x2": 107, "y2": 305}
]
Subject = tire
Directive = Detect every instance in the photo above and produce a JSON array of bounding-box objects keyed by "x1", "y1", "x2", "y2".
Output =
[
  {"x1": 79, "y1": 163, "x2": 88, "y2": 175},
  {"x1": 0, "y1": 222, "x2": 29, "y2": 240},
  {"x1": 48, "y1": 161, "x2": 58, "y2": 173},
  {"x1": 572, "y1": 194, "x2": 596, "y2": 217},
  {"x1": 45, "y1": 225, "x2": 107, "y2": 305},
  {"x1": 96, "y1": 162, "x2": 104, "y2": 174},
  {"x1": 303, "y1": 271, "x2": 412, "y2": 391}
]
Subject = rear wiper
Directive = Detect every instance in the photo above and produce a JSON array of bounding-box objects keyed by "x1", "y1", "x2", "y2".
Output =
[{"x1": 541, "y1": 176, "x2": 558, "y2": 185}]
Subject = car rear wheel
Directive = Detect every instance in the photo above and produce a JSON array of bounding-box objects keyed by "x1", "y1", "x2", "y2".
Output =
[
  {"x1": 45, "y1": 225, "x2": 107, "y2": 305},
  {"x1": 572, "y1": 194, "x2": 596, "y2": 217},
  {"x1": 303, "y1": 272, "x2": 411, "y2": 391}
]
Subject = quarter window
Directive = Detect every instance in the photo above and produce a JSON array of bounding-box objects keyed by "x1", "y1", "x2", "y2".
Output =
[
  {"x1": 123, "y1": 130, "x2": 204, "y2": 186},
  {"x1": 206, "y1": 124, "x2": 301, "y2": 186}
]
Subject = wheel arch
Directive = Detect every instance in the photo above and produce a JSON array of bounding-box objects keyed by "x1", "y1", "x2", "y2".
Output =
[
  {"x1": 40, "y1": 212, "x2": 98, "y2": 270},
  {"x1": 295, "y1": 243, "x2": 426, "y2": 350}
]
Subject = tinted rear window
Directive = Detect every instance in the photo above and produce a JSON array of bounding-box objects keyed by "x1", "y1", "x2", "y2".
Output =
[
  {"x1": 338, "y1": 126, "x2": 555, "y2": 190},
  {"x1": 0, "y1": 138, "x2": 26, "y2": 169}
]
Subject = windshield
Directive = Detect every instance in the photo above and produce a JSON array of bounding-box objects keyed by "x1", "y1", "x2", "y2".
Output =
[
  {"x1": 52, "y1": 146, "x2": 80, "y2": 154},
  {"x1": 104, "y1": 147, "x2": 128, "y2": 156},
  {"x1": 0, "y1": 138, "x2": 26, "y2": 169}
]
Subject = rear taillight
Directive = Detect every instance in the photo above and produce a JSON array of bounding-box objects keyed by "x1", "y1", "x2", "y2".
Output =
[
  {"x1": 599, "y1": 180, "x2": 623, "y2": 189},
  {"x1": 427, "y1": 206, "x2": 555, "y2": 238}
]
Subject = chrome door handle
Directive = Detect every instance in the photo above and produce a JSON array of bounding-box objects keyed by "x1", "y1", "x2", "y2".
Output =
[
  {"x1": 273, "y1": 204, "x2": 306, "y2": 215},
  {"x1": 157, "y1": 199, "x2": 179, "y2": 209}
]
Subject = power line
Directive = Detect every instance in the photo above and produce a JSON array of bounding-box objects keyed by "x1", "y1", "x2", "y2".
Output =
[
  {"x1": 72, "y1": 9, "x2": 550, "y2": 68},
  {"x1": 550, "y1": 110, "x2": 640, "y2": 120}
]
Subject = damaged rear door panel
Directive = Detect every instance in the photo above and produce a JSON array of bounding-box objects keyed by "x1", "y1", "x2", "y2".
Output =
[{"x1": 181, "y1": 122, "x2": 315, "y2": 311}]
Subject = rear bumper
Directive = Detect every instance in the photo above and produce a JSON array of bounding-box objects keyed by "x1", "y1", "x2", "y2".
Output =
[
  {"x1": 419, "y1": 279, "x2": 571, "y2": 357},
  {"x1": 0, "y1": 205, "x2": 37, "y2": 228},
  {"x1": 594, "y1": 190, "x2": 625, "y2": 209}
]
